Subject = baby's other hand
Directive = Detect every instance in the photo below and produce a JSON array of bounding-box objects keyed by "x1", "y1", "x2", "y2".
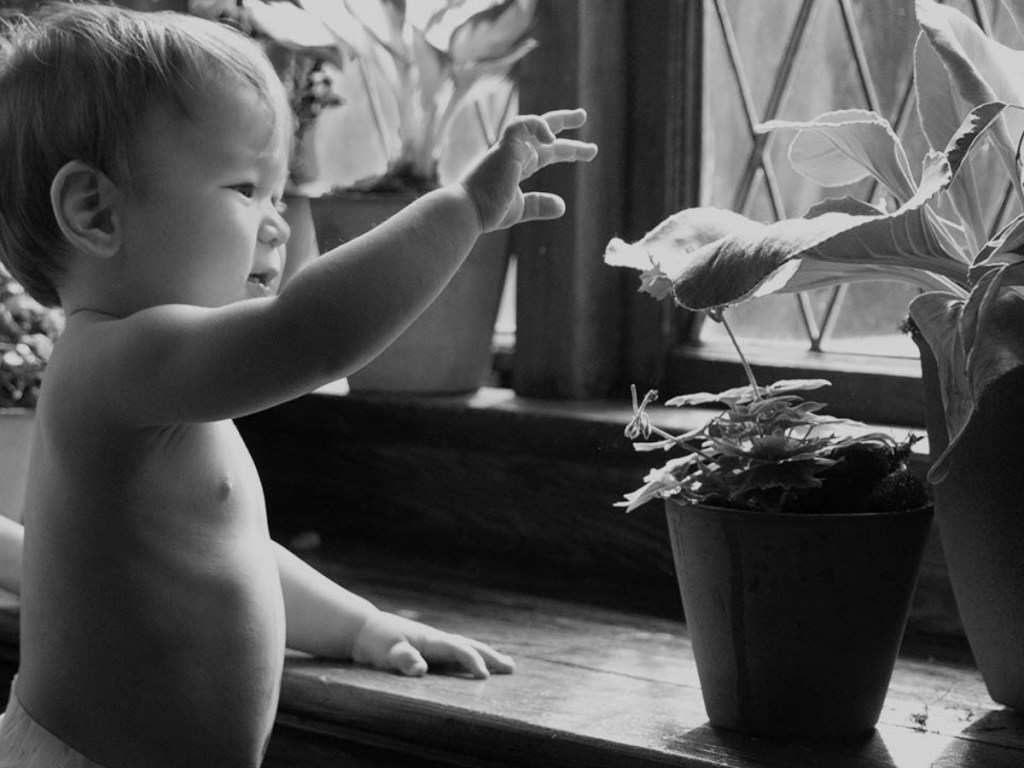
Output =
[
  {"x1": 351, "y1": 611, "x2": 515, "y2": 679},
  {"x1": 461, "y1": 108, "x2": 598, "y2": 232}
]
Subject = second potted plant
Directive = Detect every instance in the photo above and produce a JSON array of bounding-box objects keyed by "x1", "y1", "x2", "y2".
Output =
[{"x1": 617, "y1": 310, "x2": 931, "y2": 739}]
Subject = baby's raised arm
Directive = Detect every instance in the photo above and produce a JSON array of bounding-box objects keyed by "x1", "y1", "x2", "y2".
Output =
[{"x1": 81, "y1": 109, "x2": 596, "y2": 426}]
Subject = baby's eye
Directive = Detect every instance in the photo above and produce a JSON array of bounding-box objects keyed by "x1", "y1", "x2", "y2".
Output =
[
  {"x1": 274, "y1": 198, "x2": 288, "y2": 216},
  {"x1": 231, "y1": 183, "x2": 256, "y2": 199}
]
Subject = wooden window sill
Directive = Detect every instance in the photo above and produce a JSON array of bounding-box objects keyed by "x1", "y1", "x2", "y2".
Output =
[
  {"x1": 267, "y1": 557, "x2": 1020, "y2": 768},
  {"x1": 0, "y1": 565, "x2": 1009, "y2": 768}
]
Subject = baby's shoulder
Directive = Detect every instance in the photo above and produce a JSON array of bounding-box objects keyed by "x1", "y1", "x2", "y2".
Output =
[{"x1": 37, "y1": 312, "x2": 159, "y2": 432}]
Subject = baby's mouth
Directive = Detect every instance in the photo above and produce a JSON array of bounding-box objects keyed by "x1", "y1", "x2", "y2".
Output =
[{"x1": 246, "y1": 269, "x2": 280, "y2": 297}]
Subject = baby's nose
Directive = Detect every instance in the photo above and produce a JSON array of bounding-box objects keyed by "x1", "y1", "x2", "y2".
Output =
[{"x1": 259, "y1": 214, "x2": 291, "y2": 248}]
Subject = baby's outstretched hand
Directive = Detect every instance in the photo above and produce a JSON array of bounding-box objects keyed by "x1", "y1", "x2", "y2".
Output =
[
  {"x1": 351, "y1": 610, "x2": 515, "y2": 679},
  {"x1": 461, "y1": 108, "x2": 598, "y2": 232}
]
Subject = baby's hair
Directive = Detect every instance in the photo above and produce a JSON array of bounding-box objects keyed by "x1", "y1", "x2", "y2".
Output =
[{"x1": 0, "y1": 2, "x2": 291, "y2": 306}]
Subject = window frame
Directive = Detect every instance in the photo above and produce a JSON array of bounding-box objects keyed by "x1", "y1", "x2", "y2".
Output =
[{"x1": 510, "y1": 0, "x2": 925, "y2": 427}]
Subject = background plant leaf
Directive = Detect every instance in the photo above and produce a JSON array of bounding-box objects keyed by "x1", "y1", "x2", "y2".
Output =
[
  {"x1": 758, "y1": 110, "x2": 917, "y2": 201},
  {"x1": 916, "y1": 0, "x2": 1024, "y2": 206}
]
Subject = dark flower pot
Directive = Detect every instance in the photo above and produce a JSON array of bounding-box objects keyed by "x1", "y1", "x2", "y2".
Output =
[
  {"x1": 665, "y1": 499, "x2": 932, "y2": 738},
  {"x1": 916, "y1": 331, "x2": 1024, "y2": 708}
]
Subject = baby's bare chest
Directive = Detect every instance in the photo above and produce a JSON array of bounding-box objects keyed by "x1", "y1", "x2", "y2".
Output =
[
  {"x1": 32, "y1": 417, "x2": 273, "y2": 589},
  {"x1": 141, "y1": 421, "x2": 264, "y2": 514}
]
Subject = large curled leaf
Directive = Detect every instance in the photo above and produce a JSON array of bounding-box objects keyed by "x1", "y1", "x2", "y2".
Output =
[
  {"x1": 647, "y1": 197, "x2": 961, "y2": 311},
  {"x1": 604, "y1": 207, "x2": 759, "y2": 301},
  {"x1": 605, "y1": 102, "x2": 1003, "y2": 312}
]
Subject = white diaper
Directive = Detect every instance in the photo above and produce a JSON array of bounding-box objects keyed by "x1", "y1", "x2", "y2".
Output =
[{"x1": 0, "y1": 681, "x2": 108, "y2": 768}]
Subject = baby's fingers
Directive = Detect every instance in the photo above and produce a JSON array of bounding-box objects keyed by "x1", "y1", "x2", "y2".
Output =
[
  {"x1": 424, "y1": 634, "x2": 516, "y2": 679},
  {"x1": 539, "y1": 108, "x2": 598, "y2": 169},
  {"x1": 520, "y1": 192, "x2": 566, "y2": 223},
  {"x1": 385, "y1": 641, "x2": 429, "y2": 677},
  {"x1": 473, "y1": 640, "x2": 516, "y2": 675},
  {"x1": 541, "y1": 107, "x2": 589, "y2": 134},
  {"x1": 536, "y1": 138, "x2": 599, "y2": 171}
]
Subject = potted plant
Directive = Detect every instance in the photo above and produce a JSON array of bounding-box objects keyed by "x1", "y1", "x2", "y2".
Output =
[
  {"x1": 194, "y1": 0, "x2": 539, "y2": 394},
  {"x1": 605, "y1": 0, "x2": 1024, "y2": 709},
  {"x1": 0, "y1": 266, "x2": 63, "y2": 523},
  {"x1": 616, "y1": 308, "x2": 931, "y2": 739}
]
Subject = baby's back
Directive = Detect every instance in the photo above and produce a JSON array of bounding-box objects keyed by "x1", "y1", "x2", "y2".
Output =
[{"x1": 15, "y1": 400, "x2": 286, "y2": 768}]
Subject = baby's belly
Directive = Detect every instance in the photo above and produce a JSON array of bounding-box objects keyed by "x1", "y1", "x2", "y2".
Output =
[{"x1": 20, "y1": 514, "x2": 287, "y2": 767}]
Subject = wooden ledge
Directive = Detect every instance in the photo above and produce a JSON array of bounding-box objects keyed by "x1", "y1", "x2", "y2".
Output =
[
  {"x1": 0, "y1": 560, "x2": 1008, "y2": 768},
  {"x1": 269, "y1": 556, "x2": 1021, "y2": 768}
]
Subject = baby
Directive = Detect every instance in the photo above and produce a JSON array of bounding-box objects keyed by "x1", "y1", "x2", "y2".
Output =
[{"x1": 0, "y1": 4, "x2": 597, "y2": 767}]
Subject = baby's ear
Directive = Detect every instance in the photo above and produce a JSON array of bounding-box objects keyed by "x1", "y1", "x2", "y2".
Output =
[{"x1": 50, "y1": 160, "x2": 121, "y2": 259}]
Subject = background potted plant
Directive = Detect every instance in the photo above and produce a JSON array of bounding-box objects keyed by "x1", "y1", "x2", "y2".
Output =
[
  {"x1": 616, "y1": 309, "x2": 931, "y2": 739},
  {"x1": 605, "y1": 0, "x2": 1024, "y2": 710},
  {"x1": 194, "y1": 0, "x2": 539, "y2": 394},
  {"x1": 0, "y1": 266, "x2": 63, "y2": 523}
]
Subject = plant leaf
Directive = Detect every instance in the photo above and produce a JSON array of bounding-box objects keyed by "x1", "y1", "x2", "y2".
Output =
[
  {"x1": 604, "y1": 207, "x2": 759, "y2": 301},
  {"x1": 728, "y1": 458, "x2": 830, "y2": 496},
  {"x1": 912, "y1": 259, "x2": 1024, "y2": 483},
  {"x1": 963, "y1": 269, "x2": 1024, "y2": 407},
  {"x1": 917, "y1": 0, "x2": 1024, "y2": 125},
  {"x1": 614, "y1": 456, "x2": 696, "y2": 512},
  {"x1": 970, "y1": 213, "x2": 1024, "y2": 276},
  {"x1": 915, "y1": 29, "x2": 966, "y2": 152},
  {"x1": 432, "y1": 0, "x2": 538, "y2": 62},
  {"x1": 664, "y1": 378, "x2": 830, "y2": 408},
  {"x1": 916, "y1": 0, "x2": 1024, "y2": 196},
  {"x1": 339, "y1": 0, "x2": 408, "y2": 57},
  {"x1": 915, "y1": 26, "x2": 990, "y2": 255},
  {"x1": 998, "y1": 0, "x2": 1024, "y2": 46},
  {"x1": 668, "y1": 201, "x2": 964, "y2": 311},
  {"x1": 758, "y1": 110, "x2": 917, "y2": 201},
  {"x1": 606, "y1": 103, "x2": 1003, "y2": 312},
  {"x1": 242, "y1": 0, "x2": 348, "y2": 59},
  {"x1": 908, "y1": 292, "x2": 970, "y2": 484}
]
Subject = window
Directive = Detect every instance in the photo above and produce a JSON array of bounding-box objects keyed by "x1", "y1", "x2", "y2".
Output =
[
  {"x1": 510, "y1": 0, "x2": 1019, "y2": 428},
  {"x1": 675, "y1": 0, "x2": 1021, "y2": 426}
]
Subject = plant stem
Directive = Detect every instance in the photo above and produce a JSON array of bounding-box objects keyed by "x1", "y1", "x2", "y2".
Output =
[{"x1": 717, "y1": 312, "x2": 761, "y2": 398}]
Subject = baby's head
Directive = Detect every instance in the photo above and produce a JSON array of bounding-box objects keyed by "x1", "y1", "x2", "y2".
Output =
[{"x1": 0, "y1": 3, "x2": 292, "y2": 307}]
